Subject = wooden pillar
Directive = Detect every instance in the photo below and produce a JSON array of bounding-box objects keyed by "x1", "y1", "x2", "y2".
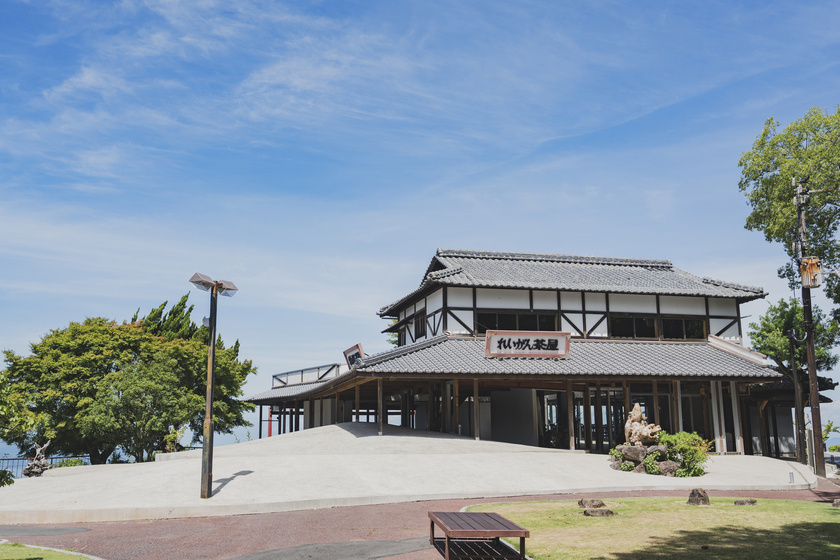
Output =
[
  {"x1": 355, "y1": 385, "x2": 360, "y2": 422},
  {"x1": 454, "y1": 381, "x2": 460, "y2": 435},
  {"x1": 309, "y1": 397, "x2": 315, "y2": 430},
  {"x1": 318, "y1": 397, "x2": 324, "y2": 427},
  {"x1": 771, "y1": 401, "x2": 780, "y2": 458},
  {"x1": 566, "y1": 380, "x2": 575, "y2": 450},
  {"x1": 730, "y1": 382, "x2": 744, "y2": 454},
  {"x1": 268, "y1": 406, "x2": 273, "y2": 437},
  {"x1": 606, "y1": 389, "x2": 614, "y2": 449},
  {"x1": 473, "y1": 379, "x2": 480, "y2": 441},
  {"x1": 758, "y1": 400, "x2": 770, "y2": 457},
  {"x1": 651, "y1": 380, "x2": 660, "y2": 427},
  {"x1": 378, "y1": 378, "x2": 384, "y2": 436},
  {"x1": 583, "y1": 384, "x2": 592, "y2": 451},
  {"x1": 333, "y1": 392, "x2": 339, "y2": 425},
  {"x1": 622, "y1": 380, "x2": 630, "y2": 417},
  {"x1": 428, "y1": 383, "x2": 434, "y2": 430},
  {"x1": 258, "y1": 405, "x2": 263, "y2": 439},
  {"x1": 279, "y1": 406, "x2": 284, "y2": 435},
  {"x1": 671, "y1": 381, "x2": 680, "y2": 433},
  {"x1": 440, "y1": 382, "x2": 446, "y2": 433},
  {"x1": 595, "y1": 382, "x2": 603, "y2": 452}
]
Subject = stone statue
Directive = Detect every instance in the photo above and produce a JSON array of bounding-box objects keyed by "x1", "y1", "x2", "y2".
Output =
[
  {"x1": 22, "y1": 440, "x2": 51, "y2": 477},
  {"x1": 624, "y1": 403, "x2": 662, "y2": 446}
]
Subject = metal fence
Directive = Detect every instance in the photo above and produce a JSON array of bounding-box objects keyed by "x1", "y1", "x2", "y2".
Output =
[{"x1": 0, "y1": 455, "x2": 92, "y2": 479}]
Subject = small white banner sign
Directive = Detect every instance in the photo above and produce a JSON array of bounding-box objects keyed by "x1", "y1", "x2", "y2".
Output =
[{"x1": 484, "y1": 330, "x2": 571, "y2": 358}]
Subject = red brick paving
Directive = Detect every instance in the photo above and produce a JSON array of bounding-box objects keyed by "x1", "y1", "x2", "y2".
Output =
[{"x1": 5, "y1": 478, "x2": 839, "y2": 560}]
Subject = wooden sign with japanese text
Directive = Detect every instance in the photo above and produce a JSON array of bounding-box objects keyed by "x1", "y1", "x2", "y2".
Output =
[{"x1": 484, "y1": 331, "x2": 571, "y2": 358}]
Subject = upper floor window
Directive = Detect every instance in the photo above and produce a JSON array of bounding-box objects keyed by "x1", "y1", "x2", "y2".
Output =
[
  {"x1": 662, "y1": 317, "x2": 706, "y2": 340},
  {"x1": 475, "y1": 311, "x2": 556, "y2": 334},
  {"x1": 608, "y1": 314, "x2": 706, "y2": 340},
  {"x1": 609, "y1": 316, "x2": 656, "y2": 339},
  {"x1": 413, "y1": 310, "x2": 427, "y2": 339}
]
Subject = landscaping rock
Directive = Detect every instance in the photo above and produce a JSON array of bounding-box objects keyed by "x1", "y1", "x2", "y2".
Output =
[
  {"x1": 658, "y1": 460, "x2": 679, "y2": 477},
  {"x1": 832, "y1": 499, "x2": 840, "y2": 509},
  {"x1": 609, "y1": 460, "x2": 623, "y2": 471},
  {"x1": 687, "y1": 488, "x2": 710, "y2": 506},
  {"x1": 632, "y1": 462, "x2": 647, "y2": 474},
  {"x1": 618, "y1": 444, "x2": 647, "y2": 463},
  {"x1": 584, "y1": 508, "x2": 616, "y2": 517},
  {"x1": 647, "y1": 445, "x2": 668, "y2": 461},
  {"x1": 734, "y1": 499, "x2": 757, "y2": 506},
  {"x1": 578, "y1": 499, "x2": 606, "y2": 509}
]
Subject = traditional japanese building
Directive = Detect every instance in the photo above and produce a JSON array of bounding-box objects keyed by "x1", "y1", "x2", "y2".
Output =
[{"x1": 249, "y1": 249, "x2": 800, "y2": 456}]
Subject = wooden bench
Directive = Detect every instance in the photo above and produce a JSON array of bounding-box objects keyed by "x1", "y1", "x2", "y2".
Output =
[{"x1": 428, "y1": 511, "x2": 530, "y2": 560}]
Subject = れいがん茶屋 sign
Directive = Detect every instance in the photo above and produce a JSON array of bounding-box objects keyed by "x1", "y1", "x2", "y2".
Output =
[{"x1": 484, "y1": 331, "x2": 571, "y2": 358}]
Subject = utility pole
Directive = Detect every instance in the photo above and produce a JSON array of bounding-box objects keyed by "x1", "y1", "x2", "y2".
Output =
[
  {"x1": 794, "y1": 178, "x2": 827, "y2": 477},
  {"x1": 787, "y1": 329, "x2": 806, "y2": 464}
]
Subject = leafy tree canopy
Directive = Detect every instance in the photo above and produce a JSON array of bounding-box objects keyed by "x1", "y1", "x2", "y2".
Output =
[
  {"x1": 3, "y1": 295, "x2": 255, "y2": 463},
  {"x1": 738, "y1": 106, "x2": 840, "y2": 304},
  {"x1": 748, "y1": 298, "x2": 839, "y2": 378}
]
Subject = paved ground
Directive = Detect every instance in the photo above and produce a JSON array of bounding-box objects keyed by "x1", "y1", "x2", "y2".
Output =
[
  {"x1": 2, "y1": 481, "x2": 839, "y2": 560},
  {"x1": 0, "y1": 423, "x2": 837, "y2": 559},
  {"x1": 0, "y1": 423, "x2": 819, "y2": 524}
]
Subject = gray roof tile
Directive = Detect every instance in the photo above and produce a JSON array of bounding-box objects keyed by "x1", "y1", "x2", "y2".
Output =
[
  {"x1": 380, "y1": 249, "x2": 766, "y2": 316},
  {"x1": 355, "y1": 334, "x2": 780, "y2": 380}
]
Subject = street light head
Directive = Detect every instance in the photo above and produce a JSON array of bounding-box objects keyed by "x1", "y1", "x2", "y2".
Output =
[
  {"x1": 190, "y1": 272, "x2": 215, "y2": 292},
  {"x1": 189, "y1": 273, "x2": 238, "y2": 297},
  {"x1": 217, "y1": 280, "x2": 238, "y2": 297}
]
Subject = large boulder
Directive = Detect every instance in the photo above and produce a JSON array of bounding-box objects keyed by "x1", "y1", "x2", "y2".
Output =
[
  {"x1": 832, "y1": 499, "x2": 840, "y2": 509},
  {"x1": 687, "y1": 488, "x2": 710, "y2": 506},
  {"x1": 584, "y1": 508, "x2": 616, "y2": 517},
  {"x1": 658, "y1": 460, "x2": 680, "y2": 477},
  {"x1": 647, "y1": 445, "x2": 668, "y2": 461},
  {"x1": 617, "y1": 444, "x2": 647, "y2": 463},
  {"x1": 578, "y1": 499, "x2": 606, "y2": 509}
]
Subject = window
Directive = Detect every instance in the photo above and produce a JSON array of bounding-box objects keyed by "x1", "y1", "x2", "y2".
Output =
[
  {"x1": 413, "y1": 310, "x2": 427, "y2": 339},
  {"x1": 475, "y1": 312, "x2": 557, "y2": 334},
  {"x1": 608, "y1": 316, "x2": 657, "y2": 339},
  {"x1": 662, "y1": 317, "x2": 706, "y2": 340}
]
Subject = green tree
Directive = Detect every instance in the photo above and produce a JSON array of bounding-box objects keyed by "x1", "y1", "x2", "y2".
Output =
[
  {"x1": 824, "y1": 420, "x2": 840, "y2": 443},
  {"x1": 738, "y1": 107, "x2": 840, "y2": 304},
  {"x1": 748, "y1": 298, "x2": 839, "y2": 378},
  {"x1": 3, "y1": 296, "x2": 256, "y2": 464}
]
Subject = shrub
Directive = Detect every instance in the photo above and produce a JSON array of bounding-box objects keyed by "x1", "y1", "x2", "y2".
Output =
[
  {"x1": 620, "y1": 461, "x2": 635, "y2": 472},
  {"x1": 830, "y1": 444, "x2": 839, "y2": 453},
  {"x1": 643, "y1": 453, "x2": 661, "y2": 475},
  {"x1": 53, "y1": 458, "x2": 86, "y2": 469},
  {"x1": 0, "y1": 469, "x2": 14, "y2": 487},
  {"x1": 658, "y1": 431, "x2": 710, "y2": 477}
]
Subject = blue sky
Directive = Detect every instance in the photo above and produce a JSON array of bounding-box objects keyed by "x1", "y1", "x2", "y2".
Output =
[{"x1": 2, "y1": 0, "x2": 840, "y2": 451}]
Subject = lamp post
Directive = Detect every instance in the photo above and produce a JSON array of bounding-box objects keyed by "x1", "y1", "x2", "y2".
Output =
[{"x1": 189, "y1": 272, "x2": 238, "y2": 499}]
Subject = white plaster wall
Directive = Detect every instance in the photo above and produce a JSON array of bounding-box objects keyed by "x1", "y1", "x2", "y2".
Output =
[
  {"x1": 586, "y1": 314, "x2": 608, "y2": 337},
  {"x1": 449, "y1": 309, "x2": 474, "y2": 334},
  {"x1": 609, "y1": 294, "x2": 657, "y2": 313},
  {"x1": 561, "y1": 291, "x2": 582, "y2": 311},
  {"x1": 447, "y1": 287, "x2": 473, "y2": 307},
  {"x1": 476, "y1": 288, "x2": 530, "y2": 309},
  {"x1": 710, "y1": 318, "x2": 740, "y2": 340},
  {"x1": 427, "y1": 289, "x2": 443, "y2": 312},
  {"x1": 584, "y1": 292, "x2": 606, "y2": 312},
  {"x1": 562, "y1": 313, "x2": 584, "y2": 335},
  {"x1": 660, "y1": 295, "x2": 706, "y2": 315},
  {"x1": 709, "y1": 298, "x2": 737, "y2": 316},
  {"x1": 489, "y1": 388, "x2": 538, "y2": 446},
  {"x1": 533, "y1": 290, "x2": 558, "y2": 310}
]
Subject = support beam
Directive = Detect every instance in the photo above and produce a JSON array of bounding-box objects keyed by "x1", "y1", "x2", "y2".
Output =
[
  {"x1": 566, "y1": 380, "x2": 575, "y2": 450},
  {"x1": 473, "y1": 379, "x2": 480, "y2": 441},
  {"x1": 652, "y1": 381, "x2": 660, "y2": 427},
  {"x1": 583, "y1": 385, "x2": 592, "y2": 452},
  {"x1": 595, "y1": 382, "x2": 603, "y2": 453},
  {"x1": 378, "y1": 378, "x2": 384, "y2": 436},
  {"x1": 454, "y1": 381, "x2": 460, "y2": 435}
]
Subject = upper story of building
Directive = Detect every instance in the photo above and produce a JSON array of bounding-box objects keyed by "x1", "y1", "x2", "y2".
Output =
[{"x1": 379, "y1": 249, "x2": 767, "y2": 347}]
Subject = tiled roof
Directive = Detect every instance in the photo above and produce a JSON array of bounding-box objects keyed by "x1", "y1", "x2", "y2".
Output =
[
  {"x1": 379, "y1": 249, "x2": 766, "y2": 316},
  {"x1": 246, "y1": 380, "x2": 332, "y2": 404},
  {"x1": 354, "y1": 334, "x2": 780, "y2": 380}
]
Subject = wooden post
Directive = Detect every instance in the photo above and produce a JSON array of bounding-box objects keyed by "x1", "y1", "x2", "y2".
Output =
[
  {"x1": 652, "y1": 380, "x2": 660, "y2": 427},
  {"x1": 454, "y1": 381, "x2": 460, "y2": 435},
  {"x1": 583, "y1": 384, "x2": 592, "y2": 452},
  {"x1": 378, "y1": 378, "x2": 384, "y2": 436},
  {"x1": 473, "y1": 379, "x2": 480, "y2": 440},
  {"x1": 622, "y1": 381, "x2": 630, "y2": 418},
  {"x1": 355, "y1": 385, "x2": 361, "y2": 422},
  {"x1": 758, "y1": 400, "x2": 770, "y2": 456},
  {"x1": 440, "y1": 382, "x2": 446, "y2": 433},
  {"x1": 771, "y1": 401, "x2": 780, "y2": 458},
  {"x1": 606, "y1": 389, "x2": 614, "y2": 449},
  {"x1": 595, "y1": 382, "x2": 603, "y2": 452},
  {"x1": 672, "y1": 381, "x2": 680, "y2": 432},
  {"x1": 319, "y1": 397, "x2": 324, "y2": 427},
  {"x1": 566, "y1": 380, "x2": 575, "y2": 450},
  {"x1": 258, "y1": 405, "x2": 263, "y2": 439}
]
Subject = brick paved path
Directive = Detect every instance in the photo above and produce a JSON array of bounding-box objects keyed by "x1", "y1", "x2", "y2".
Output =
[{"x1": 3, "y1": 478, "x2": 838, "y2": 560}]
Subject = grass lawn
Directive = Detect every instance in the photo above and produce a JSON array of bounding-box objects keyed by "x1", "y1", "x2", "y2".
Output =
[
  {"x1": 468, "y1": 497, "x2": 840, "y2": 559},
  {"x1": 0, "y1": 542, "x2": 89, "y2": 560}
]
